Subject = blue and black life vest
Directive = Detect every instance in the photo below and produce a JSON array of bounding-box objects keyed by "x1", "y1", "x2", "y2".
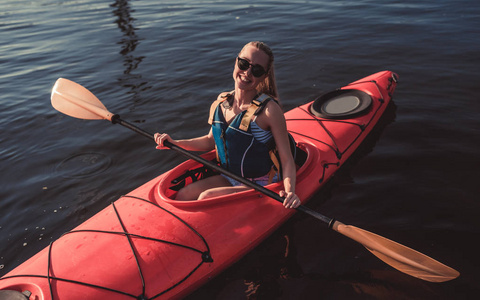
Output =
[
  {"x1": 209, "y1": 93, "x2": 274, "y2": 178},
  {"x1": 208, "y1": 92, "x2": 296, "y2": 181}
]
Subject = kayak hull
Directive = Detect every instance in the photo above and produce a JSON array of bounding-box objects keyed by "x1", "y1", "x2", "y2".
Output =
[{"x1": 0, "y1": 71, "x2": 398, "y2": 299}]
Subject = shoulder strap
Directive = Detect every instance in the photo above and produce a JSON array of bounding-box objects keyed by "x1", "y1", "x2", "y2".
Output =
[
  {"x1": 254, "y1": 94, "x2": 278, "y2": 116},
  {"x1": 239, "y1": 94, "x2": 273, "y2": 131},
  {"x1": 208, "y1": 91, "x2": 233, "y2": 125}
]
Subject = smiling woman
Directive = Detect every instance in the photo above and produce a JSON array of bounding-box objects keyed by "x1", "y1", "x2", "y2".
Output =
[
  {"x1": 235, "y1": 41, "x2": 278, "y2": 99},
  {"x1": 154, "y1": 41, "x2": 301, "y2": 208}
]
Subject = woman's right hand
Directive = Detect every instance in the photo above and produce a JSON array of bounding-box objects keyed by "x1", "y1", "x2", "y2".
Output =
[{"x1": 154, "y1": 133, "x2": 174, "y2": 150}]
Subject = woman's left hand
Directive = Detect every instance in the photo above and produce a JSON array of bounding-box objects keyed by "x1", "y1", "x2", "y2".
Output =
[
  {"x1": 279, "y1": 190, "x2": 301, "y2": 209},
  {"x1": 154, "y1": 133, "x2": 174, "y2": 150}
]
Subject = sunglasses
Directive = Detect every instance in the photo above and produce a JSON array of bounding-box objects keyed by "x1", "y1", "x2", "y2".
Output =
[{"x1": 236, "y1": 57, "x2": 267, "y2": 78}]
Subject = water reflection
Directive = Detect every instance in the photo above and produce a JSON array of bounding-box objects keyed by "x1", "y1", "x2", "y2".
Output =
[{"x1": 111, "y1": 0, "x2": 150, "y2": 112}]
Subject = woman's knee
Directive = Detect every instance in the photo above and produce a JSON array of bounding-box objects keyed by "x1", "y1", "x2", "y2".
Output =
[
  {"x1": 176, "y1": 183, "x2": 203, "y2": 200},
  {"x1": 197, "y1": 189, "x2": 216, "y2": 200},
  {"x1": 198, "y1": 188, "x2": 228, "y2": 200},
  {"x1": 175, "y1": 175, "x2": 230, "y2": 201}
]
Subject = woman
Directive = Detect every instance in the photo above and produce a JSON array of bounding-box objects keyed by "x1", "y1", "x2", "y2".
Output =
[{"x1": 155, "y1": 41, "x2": 300, "y2": 209}]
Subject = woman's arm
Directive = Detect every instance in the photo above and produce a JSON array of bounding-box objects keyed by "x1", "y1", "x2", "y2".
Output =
[
  {"x1": 154, "y1": 128, "x2": 215, "y2": 152},
  {"x1": 260, "y1": 102, "x2": 301, "y2": 209}
]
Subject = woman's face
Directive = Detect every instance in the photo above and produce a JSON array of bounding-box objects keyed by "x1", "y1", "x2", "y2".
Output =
[{"x1": 233, "y1": 45, "x2": 269, "y2": 92}]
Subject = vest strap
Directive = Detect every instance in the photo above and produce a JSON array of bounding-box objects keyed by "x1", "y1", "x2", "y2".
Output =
[
  {"x1": 239, "y1": 94, "x2": 271, "y2": 132},
  {"x1": 209, "y1": 92, "x2": 232, "y2": 165},
  {"x1": 208, "y1": 92, "x2": 232, "y2": 125},
  {"x1": 268, "y1": 148, "x2": 281, "y2": 184}
]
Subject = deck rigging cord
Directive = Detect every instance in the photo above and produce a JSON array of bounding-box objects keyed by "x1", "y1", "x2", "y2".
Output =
[{"x1": 1, "y1": 195, "x2": 213, "y2": 299}]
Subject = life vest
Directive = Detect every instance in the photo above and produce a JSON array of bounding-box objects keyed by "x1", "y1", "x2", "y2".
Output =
[{"x1": 208, "y1": 92, "x2": 296, "y2": 181}]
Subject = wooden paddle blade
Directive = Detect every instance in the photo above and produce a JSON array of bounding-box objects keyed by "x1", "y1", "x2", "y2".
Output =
[
  {"x1": 51, "y1": 78, "x2": 114, "y2": 121},
  {"x1": 332, "y1": 221, "x2": 460, "y2": 282}
]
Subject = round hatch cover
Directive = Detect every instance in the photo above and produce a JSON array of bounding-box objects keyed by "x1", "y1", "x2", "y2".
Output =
[
  {"x1": 0, "y1": 290, "x2": 30, "y2": 300},
  {"x1": 311, "y1": 89, "x2": 372, "y2": 119}
]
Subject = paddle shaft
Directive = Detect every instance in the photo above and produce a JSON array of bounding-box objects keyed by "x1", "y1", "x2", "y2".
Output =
[{"x1": 111, "y1": 115, "x2": 333, "y2": 225}]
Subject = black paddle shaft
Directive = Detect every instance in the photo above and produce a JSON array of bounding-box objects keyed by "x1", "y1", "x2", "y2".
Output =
[{"x1": 111, "y1": 115, "x2": 334, "y2": 226}]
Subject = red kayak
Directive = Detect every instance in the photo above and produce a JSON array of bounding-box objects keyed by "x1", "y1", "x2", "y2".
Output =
[{"x1": 0, "y1": 71, "x2": 398, "y2": 299}]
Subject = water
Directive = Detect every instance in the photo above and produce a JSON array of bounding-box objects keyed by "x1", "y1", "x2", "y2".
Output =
[{"x1": 1, "y1": 0, "x2": 479, "y2": 298}]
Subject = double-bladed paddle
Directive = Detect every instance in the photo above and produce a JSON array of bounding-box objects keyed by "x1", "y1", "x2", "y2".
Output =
[{"x1": 51, "y1": 78, "x2": 460, "y2": 283}]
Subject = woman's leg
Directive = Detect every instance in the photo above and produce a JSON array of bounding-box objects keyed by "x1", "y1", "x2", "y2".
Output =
[
  {"x1": 175, "y1": 175, "x2": 230, "y2": 200},
  {"x1": 197, "y1": 185, "x2": 250, "y2": 200},
  {"x1": 176, "y1": 175, "x2": 251, "y2": 200}
]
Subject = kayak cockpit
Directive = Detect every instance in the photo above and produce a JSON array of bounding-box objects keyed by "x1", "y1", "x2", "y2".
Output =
[{"x1": 153, "y1": 142, "x2": 317, "y2": 208}]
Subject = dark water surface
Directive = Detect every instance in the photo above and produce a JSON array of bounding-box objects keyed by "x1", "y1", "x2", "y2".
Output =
[{"x1": 1, "y1": 0, "x2": 479, "y2": 299}]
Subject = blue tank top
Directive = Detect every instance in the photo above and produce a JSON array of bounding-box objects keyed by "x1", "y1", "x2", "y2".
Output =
[{"x1": 250, "y1": 120, "x2": 273, "y2": 143}]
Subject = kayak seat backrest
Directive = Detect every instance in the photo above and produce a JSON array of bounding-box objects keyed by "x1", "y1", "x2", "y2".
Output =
[
  {"x1": 169, "y1": 164, "x2": 219, "y2": 191},
  {"x1": 294, "y1": 145, "x2": 308, "y2": 169}
]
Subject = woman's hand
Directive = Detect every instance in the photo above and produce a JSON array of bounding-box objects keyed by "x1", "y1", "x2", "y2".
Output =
[
  {"x1": 154, "y1": 133, "x2": 174, "y2": 150},
  {"x1": 154, "y1": 130, "x2": 215, "y2": 152},
  {"x1": 279, "y1": 190, "x2": 301, "y2": 209}
]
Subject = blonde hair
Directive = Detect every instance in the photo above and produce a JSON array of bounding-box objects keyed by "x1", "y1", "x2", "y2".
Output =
[{"x1": 239, "y1": 41, "x2": 279, "y2": 100}]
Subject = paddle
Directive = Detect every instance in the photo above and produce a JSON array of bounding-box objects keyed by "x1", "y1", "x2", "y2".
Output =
[{"x1": 51, "y1": 78, "x2": 460, "y2": 283}]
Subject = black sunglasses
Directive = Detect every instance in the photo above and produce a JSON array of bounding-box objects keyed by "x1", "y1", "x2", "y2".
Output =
[{"x1": 236, "y1": 57, "x2": 267, "y2": 78}]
